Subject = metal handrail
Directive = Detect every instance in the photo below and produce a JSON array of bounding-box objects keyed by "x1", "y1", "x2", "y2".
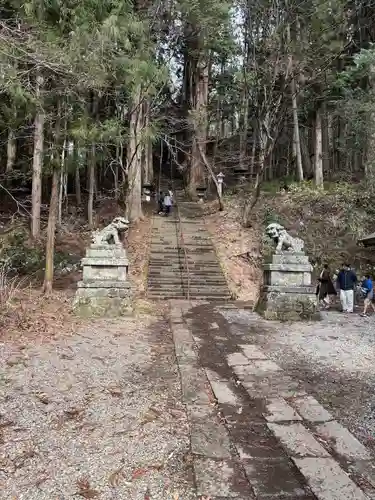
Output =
[{"x1": 175, "y1": 195, "x2": 191, "y2": 301}]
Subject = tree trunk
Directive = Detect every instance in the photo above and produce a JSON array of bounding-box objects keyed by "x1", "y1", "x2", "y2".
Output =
[
  {"x1": 300, "y1": 130, "x2": 312, "y2": 176},
  {"x1": 43, "y1": 168, "x2": 59, "y2": 294},
  {"x1": 286, "y1": 20, "x2": 303, "y2": 181},
  {"x1": 314, "y1": 107, "x2": 324, "y2": 187},
  {"x1": 239, "y1": 92, "x2": 249, "y2": 171},
  {"x1": 188, "y1": 50, "x2": 209, "y2": 196},
  {"x1": 242, "y1": 144, "x2": 266, "y2": 227},
  {"x1": 58, "y1": 138, "x2": 67, "y2": 226},
  {"x1": 291, "y1": 77, "x2": 303, "y2": 181},
  {"x1": 6, "y1": 129, "x2": 16, "y2": 173},
  {"x1": 198, "y1": 142, "x2": 224, "y2": 210},
  {"x1": 31, "y1": 74, "x2": 44, "y2": 239},
  {"x1": 242, "y1": 122, "x2": 271, "y2": 227},
  {"x1": 75, "y1": 163, "x2": 81, "y2": 205},
  {"x1": 88, "y1": 143, "x2": 96, "y2": 228},
  {"x1": 250, "y1": 124, "x2": 257, "y2": 177},
  {"x1": 142, "y1": 99, "x2": 153, "y2": 185},
  {"x1": 126, "y1": 85, "x2": 143, "y2": 221},
  {"x1": 146, "y1": 136, "x2": 153, "y2": 184}
]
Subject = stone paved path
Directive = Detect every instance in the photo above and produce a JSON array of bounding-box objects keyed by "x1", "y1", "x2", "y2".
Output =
[
  {"x1": 171, "y1": 300, "x2": 375, "y2": 499},
  {"x1": 147, "y1": 193, "x2": 231, "y2": 300}
]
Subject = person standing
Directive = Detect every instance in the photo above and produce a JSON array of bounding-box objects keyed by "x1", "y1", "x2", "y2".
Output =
[
  {"x1": 168, "y1": 185, "x2": 173, "y2": 202},
  {"x1": 317, "y1": 264, "x2": 336, "y2": 309},
  {"x1": 360, "y1": 274, "x2": 375, "y2": 317},
  {"x1": 157, "y1": 191, "x2": 164, "y2": 214},
  {"x1": 336, "y1": 263, "x2": 358, "y2": 313},
  {"x1": 163, "y1": 191, "x2": 172, "y2": 216}
]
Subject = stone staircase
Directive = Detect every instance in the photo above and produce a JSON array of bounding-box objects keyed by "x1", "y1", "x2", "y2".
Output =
[{"x1": 147, "y1": 190, "x2": 231, "y2": 300}]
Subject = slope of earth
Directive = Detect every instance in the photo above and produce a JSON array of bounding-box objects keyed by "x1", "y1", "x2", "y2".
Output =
[
  {"x1": 204, "y1": 199, "x2": 262, "y2": 303},
  {"x1": 205, "y1": 181, "x2": 375, "y2": 302}
]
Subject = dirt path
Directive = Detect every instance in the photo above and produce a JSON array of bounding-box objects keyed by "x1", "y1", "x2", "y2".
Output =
[{"x1": 0, "y1": 314, "x2": 195, "y2": 500}]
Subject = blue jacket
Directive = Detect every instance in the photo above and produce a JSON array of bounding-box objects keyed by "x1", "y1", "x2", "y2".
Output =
[
  {"x1": 361, "y1": 278, "x2": 373, "y2": 293},
  {"x1": 336, "y1": 269, "x2": 357, "y2": 291}
]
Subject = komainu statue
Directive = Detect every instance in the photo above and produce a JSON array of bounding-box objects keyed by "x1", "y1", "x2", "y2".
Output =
[
  {"x1": 265, "y1": 223, "x2": 304, "y2": 253},
  {"x1": 91, "y1": 217, "x2": 129, "y2": 245}
]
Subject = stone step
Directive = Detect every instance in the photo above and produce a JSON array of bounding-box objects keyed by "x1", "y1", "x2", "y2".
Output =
[
  {"x1": 148, "y1": 283, "x2": 228, "y2": 290},
  {"x1": 150, "y1": 249, "x2": 216, "y2": 254},
  {"x1": 148, "y1": 277, "x2": 226, "y2": 284},
  {"x1": 147, "y1": 291, "x2": 231, "y2": 299},
  {"x1": 148, "y1": 294, "x2": 232, "y2": 303},
  {"x1": 148, "y1": 204, "x2": 228, "y2": 301},
  {"x1": 147, "y1": 287, "x2": 230, "y2": 295},
  {"x1": 148, "y1": 276, "x2": 227, "y2": 284},
  {"x1": 150, "y1": 244, "x2": 214, "y2": 249},
  {"x1": 148, "y1": 273, "x2": 227, "y2": 280},
  {"x1": 148, "y1": 265, "x2": 223, "y2": 271},
  {"x1": 148, "y1": 269, "x2": 224, "y2": 275},
  {"x1": 148, "y1": 276, "x2": 226, "y2": 282},
  {"x1": 149, "y1": 252, "x2": 217, "y2": 256},
  {"x1": 149, "y1": 259, "x2": 220, "y2": 264},
  {"x1": 149, "y1": 266, "x2": 221, "y2": 271},
  {"x1": 149, "y1": 266, "x2": 222, "y2": 271}
]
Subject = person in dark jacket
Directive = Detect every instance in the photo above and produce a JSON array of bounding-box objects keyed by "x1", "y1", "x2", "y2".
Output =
[
  {"x1": 336, "y1": 264, "x2": 357, "y2": 313},
  {"x1": 317, "y1": 264, "x2": 337, "y2": 309},
  {"x1": 157, "y1": 191, "x2": 164, "y2": 214}
]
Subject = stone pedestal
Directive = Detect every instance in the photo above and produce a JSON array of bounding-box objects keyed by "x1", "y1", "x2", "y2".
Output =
[
  {"x1": 257, "y1": 252, "x2": 320, "y2": 321},
  {"x1": 73, "y1": 244, "x2": 132, "y2": 317}
]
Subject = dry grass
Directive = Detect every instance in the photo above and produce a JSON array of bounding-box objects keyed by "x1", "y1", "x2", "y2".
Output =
[
  {"x1": 0, "y1": 266, "x2": 26, "y2": 310},
  {"x1": 0, "y1": 288, "x2": 82, "y2": 343}
]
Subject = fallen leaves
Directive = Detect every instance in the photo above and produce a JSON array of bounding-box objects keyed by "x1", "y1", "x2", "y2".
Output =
[
  {"x1": 0, "y1": 419, "x2": 14, "y2": 429},
  {"x1": 64, "y1": 407, "x2": 85, "y2": 420},
  {"x1": 13, "y1": 448, "x2": 36, "y2": 469},
  {"x1": 107, "y1": 384, "x2": 123, "y2": 397},
  {"x1": 0, "y1": 289, "x2": 81, "y2": 343},
  {"x1": 132, "y1": 463, "x2": 164, "y2": 481},
  {"x1": 127, "y1": 216, "x2": 152, "y2": 296},
  {"x1": 140, "y1": 407, "x2": 161, "y2": 426},
  {"x1": 35, "y1": 392, "x2": 50, "y2": 404},
  {"x1": 132, "y1": 468, "x2": 149, "y2": 480},
  {"x1": 108, "y1": 466, "x2": 125, "y2": 487},
  {"x1": 75, "y1": 477, "x2": 100, "y2": 498}
]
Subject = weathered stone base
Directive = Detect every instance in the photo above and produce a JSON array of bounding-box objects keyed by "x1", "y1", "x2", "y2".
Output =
[
  {"x1": 73, "y1": 281, "x2": 132, "y2": 317},
  {"x1": 257, "y1": 285, "x2": 321, "y2": 321}
]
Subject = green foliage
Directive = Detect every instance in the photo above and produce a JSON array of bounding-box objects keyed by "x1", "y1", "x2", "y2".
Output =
[
  {"x1": 262, "y1": 205, "x2": 285, "y2": 227},
  {"x1": 0, "y1": 228, "x2": 79, "y2": 275},
  {"x1": 0, "y1": 229, "x2": 44, "y2": 275}
]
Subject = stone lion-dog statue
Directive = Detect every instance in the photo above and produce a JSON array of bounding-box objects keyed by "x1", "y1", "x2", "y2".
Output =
[
  {"x1": 92, "y1": 216, "x2": 129, "y2": 245},
  {"x1": 265, "y1": 223, "x2": 304, "y2": 253}
]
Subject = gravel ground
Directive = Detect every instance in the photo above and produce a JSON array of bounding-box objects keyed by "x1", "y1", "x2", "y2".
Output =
[
  {"x1": 0, "y1": 315, "x2": 195, "y2": 500},
  {"x1": 220, "y1": 306, "x2": 375, "y2": 449}
]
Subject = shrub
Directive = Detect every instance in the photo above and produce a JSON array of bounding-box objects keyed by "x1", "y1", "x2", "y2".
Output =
[
  {"x1": 0, "y1": 229, "x2": 44, "y2": 275},
  {"x1": 0, "y1": 265, "x2": 24, "y2": 310}
]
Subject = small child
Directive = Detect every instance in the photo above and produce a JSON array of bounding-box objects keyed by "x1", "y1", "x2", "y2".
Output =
[
  {"x1": 163, "y1": 192, "x2": 172, "y2": 216},
  {"x1": 360, "y1": 274, "x2": 375, "y2": 317}
]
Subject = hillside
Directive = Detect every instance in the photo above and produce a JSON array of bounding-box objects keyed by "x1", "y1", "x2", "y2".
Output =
[{"x1": 206, "y1": 181, "x2": 375, "y2": 302}]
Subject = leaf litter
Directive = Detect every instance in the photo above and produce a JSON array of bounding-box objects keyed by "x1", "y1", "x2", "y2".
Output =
[{"x1": 0, "y1": 310, "x2": 196, "y2": 499}]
